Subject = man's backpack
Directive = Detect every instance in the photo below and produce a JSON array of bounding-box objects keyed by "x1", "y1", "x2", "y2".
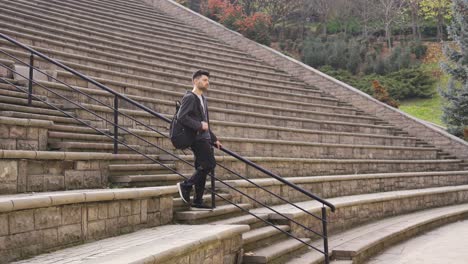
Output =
[{"x1": 169, "y1": 101, "x2": 194, "y2": 149}]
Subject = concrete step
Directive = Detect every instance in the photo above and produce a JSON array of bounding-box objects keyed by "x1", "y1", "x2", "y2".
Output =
[
  {"x1": 174, "y1": 192, "x2": 232, "y2": 211},
  {"x1": 175, "y1": 156, "x2": 464, "y2": 179},
  {"x1": 47, "y1": 131, "x2": 116, "y2": 143},
  {"x1": 286, "y1": 203, "x2": 468, "y2": 264},
  {"x1": 250, "y1": 185, "x2": 468, "y2": 239},
  {"x1": 110, "y1": 173, "x2": 188, "y2": 187},
  {"x1": 0, "y1": 100, "x2": 72, "y2": 117},
  {"x1": 23, "y1": 77, "x2": 348, "y2": 120},
  {"x1": 211, "y1": 213, "x2": 270, "y2": 229},
  {"x1": 48, "y1": 141, "x2": 142, "y2": 153},
  {"x1": 243, "y1": 225, "x2": 291, "y2": 252},
  {"x1": 8, "y1": 224, "x2": 249, "y2": 264},
  {"x1": 108, "y1": 163, "x2": 176, "y2": 176},
  {"x1": 0, "y1": 5, "x2": 243, "y2": 61},
  {"x1": 0, "y1": 43, "x2": 316, "y2": 100},
  {"x1": 50, "y1": 124, "x2": 111, "y2": 134},
  {"x1": 0, "y1": 26, "x2": 286, "y2": 83},
  {"x1": 65, "y1": 99, "x2": 396, "y2": 136},
  {"x1": 243, "y1": 237, "x2": 312, "y2": 264},
  {"x1": 222, "y1": 170, "x2": 468, "y2": 208},
  {"x1": 0, "y1": 29, "x2": 306, "y2": 88},
  {"x1": 220, "y1": 137, "x2": 438, "y2": 160},
  {"x1": 0, "y1": 83, "x2": 48, "y2": 101},
  {"x1": 175, "y1": 203, "x2": 252, "y2": 224},
  {"x1": 0, "y1": 7, "x2": 270, "y2": 71},
  {"x1": 52, "y1": 69, "x2": 338, "y2": 108},
  {"x1": 0, "y1": 110, "x2": 87, "y2": 125}
]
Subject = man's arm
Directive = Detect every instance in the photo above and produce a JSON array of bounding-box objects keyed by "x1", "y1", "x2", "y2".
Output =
[{"x1": 178, "y1": 94, "x2": 202, "y2": 131}]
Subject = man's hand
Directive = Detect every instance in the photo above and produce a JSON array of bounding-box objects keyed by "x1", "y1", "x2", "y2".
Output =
[
  {"x1": 201, "y1": 121, "x2": 209, "y2": 131},
  {"x1": 214, "y1": 140, "x2": 222, "y2": 149}
]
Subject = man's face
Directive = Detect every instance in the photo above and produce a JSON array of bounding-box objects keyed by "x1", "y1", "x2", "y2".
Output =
[{"x1": 194, "y1": 75, "x2": 210, "y2": 92}]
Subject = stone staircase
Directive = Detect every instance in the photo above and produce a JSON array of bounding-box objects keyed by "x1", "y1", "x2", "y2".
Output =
[{"x1": 0, "y1": 0, "x2": 468, "y2": 263}]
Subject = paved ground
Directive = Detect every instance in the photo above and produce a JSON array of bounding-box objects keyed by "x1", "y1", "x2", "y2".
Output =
[{"x1": 366, "y1": 219, "x2": 468, "y2": 264}]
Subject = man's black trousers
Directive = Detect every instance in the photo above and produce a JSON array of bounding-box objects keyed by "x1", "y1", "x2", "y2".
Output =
[{"x1": 182, "y1": 139, "x2": 216, "y2": 204}]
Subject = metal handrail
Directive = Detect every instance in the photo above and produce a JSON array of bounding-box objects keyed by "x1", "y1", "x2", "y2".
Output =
[
  {"x1": 0, "y1": 33, "x2": 335, "y2": 212},
  {"x1": 0, "y1": 32, "x2": 334, "y2": 262}
]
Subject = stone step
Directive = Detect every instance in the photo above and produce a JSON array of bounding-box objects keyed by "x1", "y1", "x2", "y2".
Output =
[
  {"x1": 0, "y1": 26, "x2": 286, "y2": 83},
  {"x1": 285, "y1": 203, "x2": 468, "y2": 264},
  {"x1": 243, "y1": 225, "x2": 291, "y2": 252},
  {"x1": 48, "y1": 141, "x2": 142, "y2": 153},
  {"x1": 175, "y1": 156, "x2": 463, "y2": 179},
  {"x1": 173, "y1": 192, "x2": 232, "y2": 211},
  {"x1": 108, "y1": 163, "x2": 176, "y2": 176},
  {"x1": 175, "y1": 203, "x2": 252, "y2": 224},
  {"x1": 0, "y1": 110, "x2": 88, "y2": 125},
  {"x1": 211, "y1": 213, "x2": 270, "y2": 229},
  {"x1": 0, "y1": 186, "x2": 177, "y2": 263},
  {"x1": 42, "y1": 0, "x2": 217, "y2": 42},
  {"x1": 1, "y1": 5, "x2": 247, "y2": 62},
  {"x1": 0, "y1": 100, "x2": 72, "y2": 117},
  {"x1": 52, "y1": 69, "x2": 338, "y2": 108},
  {"x1": 0, "y1": 43, "x2": 316, "y2": 101},
  {"x1": 243, "y1": 237, "x2": 312, "y2": 264},
  {"x1": 0, "y1": 83, "x2": 48, "y2": 101},
  {"x1": 218, "y1": 137, "x2": 437, "y2": 160},
  {"x1": 9, "y1": 224, "x2": 249, "y2": 264},
  {"x1": 0, "y1": 28, "x2": 304, "y2": 88},
  {"x1": 47, "y1": 131, "x2": 115, "y2": 143},
  {"x1": 110, "y1": 173, "x2": 188, "y2": 187},
  {"x1": 50, "y1": 124, "x2": 111, "y2": 134},
  {"x1": 65, "y1": 100, "x2": 395, "y2": 136},
  {"x1": 250, "y1": 185, "x2": 468, "y2": 239},
  {"x1": 28, "y1": 0, "x2": 228, "y2": 48},
  {"x1": 222, "y1": 170, "x2": 468, "y2": 208},
  {"x1": 25, "y1": 79, "x2": 367, "y2": 124},
  {"x1": 0, "y1": 8, "x2": 270, "y2": 71},
  {"x1": 130, "y1": 124, "x2": 418, "y2": 148}
]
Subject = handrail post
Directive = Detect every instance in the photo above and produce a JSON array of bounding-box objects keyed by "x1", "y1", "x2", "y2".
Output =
[
  {"x1": 210, "y1": 170, "x2": 216, "y2": 209},
  {"x1": 113, "y1": 96, "x2": 119, "y2": 154},
  {"x1": 28, "y1": 53, "x2": 34, "y2": 106},
  {"x1": 322, "y1": 206, "x2": 330, "y2": 264}
]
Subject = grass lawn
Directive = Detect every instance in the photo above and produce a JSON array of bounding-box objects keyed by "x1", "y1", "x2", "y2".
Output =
[{"x1": 400, "y1": 95, "x2": 445, "y2": 126}]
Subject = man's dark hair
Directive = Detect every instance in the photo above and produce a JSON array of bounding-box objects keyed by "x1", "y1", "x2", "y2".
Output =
[{"x1": 192, "y1": 70, "x2": 210, "y2": 81}]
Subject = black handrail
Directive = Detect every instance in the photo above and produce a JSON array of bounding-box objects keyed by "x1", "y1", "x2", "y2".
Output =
[
  {"x1": 0, "y1": 32, "x2": 335, "y2": 262},
  {"x1": 0, "y1": 32, "x2": 335, "y2": 212},
  {"x1": 0, "y1": 48, "x2": 327, "y2": 222}
]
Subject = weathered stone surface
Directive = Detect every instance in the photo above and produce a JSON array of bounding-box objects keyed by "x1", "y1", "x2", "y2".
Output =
[
  {"x1": 9, "y1": 211, "x2": 34, "y2": 234},
  {"x1": 34, "y1": 207, "x2": 61, "y2": 229}
]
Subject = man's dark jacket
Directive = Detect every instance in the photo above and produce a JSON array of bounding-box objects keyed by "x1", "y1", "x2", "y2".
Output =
[{"x1": 177, "y1": 91, "x2": 217, "y2": 144}]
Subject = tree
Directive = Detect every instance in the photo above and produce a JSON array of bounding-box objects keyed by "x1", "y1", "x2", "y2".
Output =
[
  {"x1": 378, "y1": 0, "x2": 407, "y2": 49},
  {"x1": 309, "y1": 0, "x2": 332, "y2": 35},
  {"x1": 420, "y1": 0, "x2": 453, "y2": 41},
  {"x1": 408, "y1": 0, "x2": 423, "y2": 40},
  {"x1": 440, "y1": 0, "x2": 468, "y2": 139}
]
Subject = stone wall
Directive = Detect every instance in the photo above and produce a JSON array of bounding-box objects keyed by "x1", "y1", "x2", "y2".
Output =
[
  {"x1": 0, "y1": 157, "x2": 109, "y2": 194},
  {"x1": 276, "y1": 188, "x2": 468, "y2": 238},
  {"x1": 0, "y1": 188, "x2": 174, "y2": 263},
  {"x1": 145, "y1": 0, "x2": 468, "y2": 162},
  {"x1": 0, "y1": 117, "x2": 50, "y2": 151},
  {"x1": 222, "y1": 172, "x2": 468, "y2": 207},
  {"x1": 158, "y1": 235, "x2": 243, "y2": 264}
]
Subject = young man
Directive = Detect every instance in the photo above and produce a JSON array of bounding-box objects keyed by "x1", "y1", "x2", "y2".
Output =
[{"x1": 176, "y1": 70, "x2": 222, "y2": 209}]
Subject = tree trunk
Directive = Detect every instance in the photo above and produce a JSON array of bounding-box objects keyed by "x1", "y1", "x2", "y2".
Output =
[{"x1": 386, "y1": 24, "x2": 392, "y2": 49}]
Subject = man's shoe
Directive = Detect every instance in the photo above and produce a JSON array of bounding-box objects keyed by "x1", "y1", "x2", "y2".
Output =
[
  {"x1": 177, "y1": 182, "x2": 191, "y2": 204},
  {"x1": 190, "y1": 203, "x2": 213, "y2": 210}
]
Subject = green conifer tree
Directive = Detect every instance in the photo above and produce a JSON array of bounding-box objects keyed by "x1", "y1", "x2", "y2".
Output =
[{"x1": 440, "y1": 0, "x2": 468, "y2": 139}]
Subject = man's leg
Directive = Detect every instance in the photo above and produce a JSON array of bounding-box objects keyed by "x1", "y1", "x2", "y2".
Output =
[
  {"x1": 190, "y1": 140, "x2": 216, "y2": 206},
  {"x1": 178, "y1": 140, "x2": 215, "y2": 205}
]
